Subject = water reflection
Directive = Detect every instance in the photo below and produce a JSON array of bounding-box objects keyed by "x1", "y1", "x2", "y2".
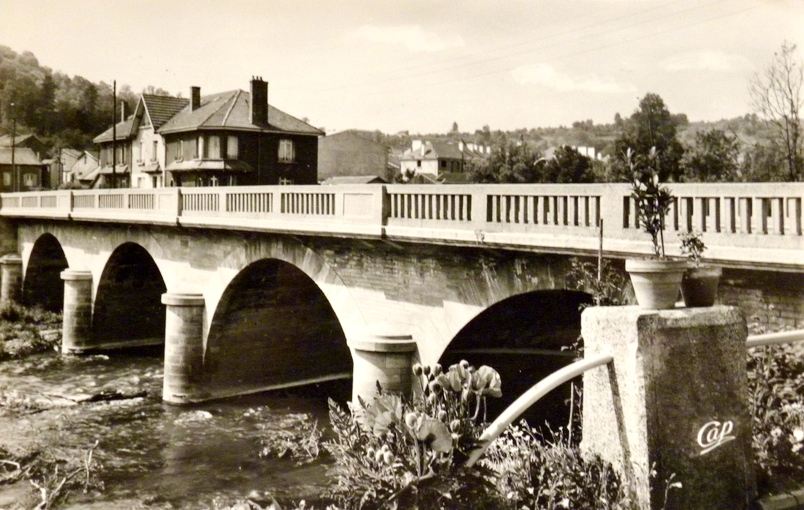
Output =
[{"x1": 0, "y1": 349, "x2": 344, "y2": 508}]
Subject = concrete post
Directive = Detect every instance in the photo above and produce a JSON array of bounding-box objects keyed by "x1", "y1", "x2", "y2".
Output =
[
  {"x1": 60, "y1": 269, "x2": 93, "y2": 354},
  {"x1": 162, "y1": 292, "x2": 206, "y2": 405},
  {"x1": 581, "y1": 306, "x2": 755, "y2": 510},
  {"x1": 0, "y1": 254, "x2": 23, "y2": 304},
  {"x1": 348, "y1": 323, "x2": 417, "y2": 405}
]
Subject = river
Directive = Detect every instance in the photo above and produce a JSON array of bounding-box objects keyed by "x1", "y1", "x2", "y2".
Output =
[{"x1": 0, "y1": 347, "x2": 347, "y2": 509}]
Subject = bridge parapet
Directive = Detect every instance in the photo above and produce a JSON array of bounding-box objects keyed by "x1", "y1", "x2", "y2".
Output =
[{"x1": 2, "y1": 183, "x2": 802, "y2": 269}]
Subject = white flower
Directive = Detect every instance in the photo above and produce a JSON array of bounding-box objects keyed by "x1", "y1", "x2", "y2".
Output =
[{"x1": 792, "y1": 428, "x2": 804, "y2": 443}]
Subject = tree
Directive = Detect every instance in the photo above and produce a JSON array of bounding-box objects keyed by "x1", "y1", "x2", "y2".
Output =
[
  {"x1": 749, "y1": 41, "x2": 803, "y2": 181},
  {"x1": 543, "y1": 146, "x2": 595, "y2": 183},
  {"x1": 450, "y1": 121, "x2": 459, "y2": 134},
  {"x1": 683, "y1": 129, "x2": 740, "y2": 182},
  {"x1": 468, "y1": 141, "x2": 544, "y2": 183},
  {"x1": 611, "y1": 93, "x2": 685, "y2": 182}
]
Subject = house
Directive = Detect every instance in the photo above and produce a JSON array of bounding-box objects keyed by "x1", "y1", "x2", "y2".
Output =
[
  {"x1": 93, "y1": 102, "x2": 138, "y2": 188},
  {"x1": 0, "y1": 133, "x2": 48, "y2": 159},
  {"x1": 399, "y1": 139, "x2": 487, "y2": 181},
  {"x1": 129, "y1": 95, "x2": 189, "y2": 188},
  {"x1": 158, "y1": 77, "x2": 323, "y2": 187},
  {"x1": 67, "y1": 151, "x2": 100, "y2": 188},
  {"x1": 317, "y1": 130, "x2": 391, "y2": 183},
  {"x1": 0, "y1": 147, "x2": 47, "y2": 192}
]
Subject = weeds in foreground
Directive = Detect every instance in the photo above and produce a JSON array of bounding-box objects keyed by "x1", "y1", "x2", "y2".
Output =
[
  {"x1": 0, "y1": 442, "x2": 103, "y2": 509},
  {"x1": 259, "y1": 414, "x2": 322, "y2": 465},
  {"x1": 0, "y1": 302, "x2": 62, "y2": 360}
]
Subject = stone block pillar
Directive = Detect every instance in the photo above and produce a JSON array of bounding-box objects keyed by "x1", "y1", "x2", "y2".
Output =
[
  {"x1": 581, "y1": 306, "x2": 755, "y2": 510},
  {"x1": 60, "y1": 269, "x2": 93, "y2": 354},
  {"x1": 162, "y1": 292, "x2": 206, "y2": 405},
  {"x1": 349, "y1": 323, "x2": 417, "y2": 405},
  {"x1": 0, "y1": 254, "x2": 23, "y2": 304}
]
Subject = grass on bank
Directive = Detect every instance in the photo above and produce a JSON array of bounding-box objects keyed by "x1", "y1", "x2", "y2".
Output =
[{"x1": 0, "y1": 302, "x2": 62, "y2": 361}]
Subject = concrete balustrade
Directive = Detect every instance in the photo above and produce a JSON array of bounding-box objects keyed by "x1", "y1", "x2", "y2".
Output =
[
  {"x1": 161, "y1": 292, "x2": 207, "y2": 405},
  {"x1": 60, "y1": 269, "x2": 93, "y2": 354},
  {"x1": 349, "y1": 324, "x2": 417, "y2": 405},
  {"x1": 0, "y1": 183, "x2": 802, "y2": 269},
  {"x1": 581, "y1": 306, "x2": 754, "y2": 509},
  {"x1": 0, "y1": 254, "x2": 22, "y2": 304}
]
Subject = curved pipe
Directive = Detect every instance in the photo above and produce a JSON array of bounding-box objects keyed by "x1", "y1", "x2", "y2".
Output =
[
  {"x1": 464, "y1": 353, "x2": 613, "y2": 467},
  {"x1": 746, "y1": 329, "x2": 804, "y2": 348}
]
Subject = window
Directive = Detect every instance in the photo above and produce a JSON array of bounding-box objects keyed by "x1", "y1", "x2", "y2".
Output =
[
  {"x1": 152, "y1": 175, "x2": 160, "y2": 188},
  {"x1": 227, "y1": 136, "x2": 238, "y2": 159},
  {"x1": 207, "y1": 136, "x2": 221, "y2": 159},
  {"x1": 278, "y1": 139, "x2": 295, "y2": 162},
  {"x1": 417, "y1": 160, "x2": 422, "y2": 168},
  {"x1": 3, "y1": 172, "x2": 10, "y2": 186},
  {"x1": 152, "y1": 140, "x2": 158, "y2": 162},
  {"x1": 136, "y1": 142, "x2": 143, "y2": 163},
  {"x1": 210, "y1": 175, "x2": 219, "y2": 187},
  {"x1": 177, "y1": 140, "x2": 184, "y2": 161},
  {"x1": 24, "y1": 173, "x2": 36, "y2": 187},
  {"x1": 196, "y1": 136, "x2": 203, "y2": 159}
]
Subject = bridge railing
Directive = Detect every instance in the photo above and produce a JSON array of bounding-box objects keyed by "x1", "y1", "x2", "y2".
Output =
[{"x1": 1, "y1": 182, "x2": 801, "y2": 267}]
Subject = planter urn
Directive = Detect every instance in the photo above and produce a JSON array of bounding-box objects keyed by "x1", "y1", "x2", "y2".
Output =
[
  {"x1": 625, "y1": 258, "x2": 687, "y2": 310},
  {"x1": 681, "y1": 263, "x2": 722, "y2": 307}
]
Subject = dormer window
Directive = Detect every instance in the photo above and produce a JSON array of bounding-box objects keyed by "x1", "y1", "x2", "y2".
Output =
[{"x1": 278, "y1": 139, "x2": 295, "y2": 163}]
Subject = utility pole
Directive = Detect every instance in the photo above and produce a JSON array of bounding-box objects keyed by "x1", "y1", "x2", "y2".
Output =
[
  {"x1": 111, "y1": 80, "x2": 116, "y2": 189},
  {"x1": 10, "y1": 101, "x2": 16, "y2": 192}
]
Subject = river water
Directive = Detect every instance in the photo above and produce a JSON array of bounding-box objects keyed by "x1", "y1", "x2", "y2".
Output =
[{"x1": 0, "y1": 348, "x2": 346, "y2": 509}]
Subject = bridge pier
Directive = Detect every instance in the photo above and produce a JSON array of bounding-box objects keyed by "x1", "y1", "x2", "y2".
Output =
[
  {"x1": 162, "y1": 292, "x2": 206, "y2": 405},
  {"x1": 60, "y1": 269, "x2": 93, "y2": 354},
  {"x1": 349, "y1": 324, "x2": 417, "y2": 405},
  {"x1": 581, "y1": 306, "x2": 755, "y2": 509},
  {"x1": 0, "y1": 254, "x2": 23, "y2": 304}
]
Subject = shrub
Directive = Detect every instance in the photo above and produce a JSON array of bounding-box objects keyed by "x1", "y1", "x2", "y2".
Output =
[{"x1": 324, "y1": 361, "x2": 505, "y2": 509}]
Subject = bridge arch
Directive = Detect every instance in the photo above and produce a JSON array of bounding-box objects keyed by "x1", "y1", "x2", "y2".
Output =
[
  {"x1": 23, "y1": 233, "x2": 68, "y2": 312},
  {"x1": 438, "y1": 289, "x2": 591, "y2": 427},
  {"x1": 204, "y1": 258, "x2": 351, "y2": 395},
  {"x1": 93, "y1": 242, "x2": 167, "y2": 348}
]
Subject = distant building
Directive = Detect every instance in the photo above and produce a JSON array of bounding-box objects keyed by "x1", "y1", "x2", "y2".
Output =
[
  {"x1": 0, "y1": 147, "x2": 47, "y2": 192},
  {"x1": 320, "y1": 175, "x2": 387, "y2": 185},
  {"x1": 0, "y1": 133, "x2": 48, "y2": 158},
  {"x1": 93, "y1": 101, "x2": 137, "y2": 188},
  {"x1": 399, "y1": 139, "x2": 487, "y2": 181},
  {"x1": 317, "y1": 130, "x2": 391, "y2": 183}
]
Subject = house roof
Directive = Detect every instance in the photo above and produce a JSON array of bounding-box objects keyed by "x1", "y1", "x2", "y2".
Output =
[
  {"x1": 321, "y1": 175, "x2": 387, "y2": 185},
  {"x1": 93, "y1": 117, "x2": 137, "y2": 143},
  {"x1": 0, "y1": 133, "x2": 43, "y2": 147},
  {"x1": 0, "y1": 147, "x2": 43, "y2": 165},
  {"x1": 158, "y1": 89, "x2": 324, "y2": 136},
  {"x1": 141, "y1": 94, "x2": 189, "y2": 130},
  {"x1": 400, "y1": 140, "x2": 481, "y2": 162}
]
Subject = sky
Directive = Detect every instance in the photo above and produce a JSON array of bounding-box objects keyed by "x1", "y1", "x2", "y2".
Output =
[{"x1": 2, "y1": 0, "x2": 803, "y2": 135}]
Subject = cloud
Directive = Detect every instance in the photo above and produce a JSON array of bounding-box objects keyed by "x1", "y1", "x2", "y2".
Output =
[
  {"x1": 511, "y1": 63, "x2": 635, "y2": 94},
  {"x1": 351, "y1": 24, "x2": 465, "y2": 53},
  {"x1": 662, "y1": 50, "x2": 752, "y2": 72}
]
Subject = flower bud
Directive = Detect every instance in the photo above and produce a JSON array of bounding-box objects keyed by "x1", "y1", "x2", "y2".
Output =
[
  {"x1": 383, "y1": 451, "x2": 394, "y2": 465},
  {"x1": 438, "y1": 410, "x2": 448, "y2": 422},
  {"x1": 412, "y1": 363, "x2": 423, "y2": 376},
  {"x1": 428, "y1": 380, "x2": 443, "y2": 394},
  {"x1": 404, "y1": 412, "x2": 419, "y2": 429},
  {"x1": 423, "y1": 365, "x2": 431, "y2": 376},
  {"x1": 450, "y1": 419, "x2": 461, "y2": 432},
  {"x1": 374, "y1": 449, "x2": 383, "y2": 463},
  {"x1": 432, "y1": 363, "x2": 443, "y2": 376}
]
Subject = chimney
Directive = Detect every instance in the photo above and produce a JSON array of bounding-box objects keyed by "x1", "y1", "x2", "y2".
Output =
[
  {"x1": 250, "y1": 76, "x2": 268, "y2": 125},
  {"x1": 191, "y1": 86, "x2": 201, "y2": 111},
  {"x1": 120, "y1": 100, "x2": 128, "y2": 122}
]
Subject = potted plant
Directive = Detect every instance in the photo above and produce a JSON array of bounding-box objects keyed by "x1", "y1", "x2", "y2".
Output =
[
  {"x1": 624, "y1": 148, "x2": 687, "y2": 309},
  {"x1": 678, "y1": 231, "x2": 722, "y2": 307}
]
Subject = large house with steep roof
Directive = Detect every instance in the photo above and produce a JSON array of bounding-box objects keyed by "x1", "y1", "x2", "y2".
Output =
[
  {"x1": 92, "y1": 77, "x2": 323, "y2": 188},
  {"x1": 0, "y1": 147, "x2": 47, "y2": 192},
  {"x1": 159, "y1": 77, "x2": 323, "y2": 187}
]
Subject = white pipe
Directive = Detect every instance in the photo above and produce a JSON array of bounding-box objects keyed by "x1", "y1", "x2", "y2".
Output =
[
  {"x1": 464, "y1": 353, "x2": 613, "y2": 467},
  {"x1": 746, "y1": 329, "x2": 804, "y2": 348}
]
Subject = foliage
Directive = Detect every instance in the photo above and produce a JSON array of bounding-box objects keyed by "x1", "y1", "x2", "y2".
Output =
[
  {"x1": 682, "y1": 129, "x2": 740, "y2": 182},
  {"x1": 611, "y1": 93, "x2": 685, "y2": 183},
  {"x1": 542, "y1": 146, "x2": 595, "y2": 183},
  {"x1": 749, "y1": 41, "x2": 804, "y2": 182},
  {"x1": 483, "y1": 424, "x2": 632, "y2": 510},
  {"x1": 468, "y1": 141, "x2": 545, "y2": 183},
  {"x1": 566, "y1": 257, "x2": 631, "y2": 307},
  {"x1": 324, "y1": 361, "x2": 505, "y2": 509},
  {"x1": 627, "y1": 147, "x2": 675, "y2": 257},
  {"x1": 0, "y1": 302, "x2": 63, "y2": 360},
  {"x1": 678, "y1": 231, "x2": 706, "y2": 266}
]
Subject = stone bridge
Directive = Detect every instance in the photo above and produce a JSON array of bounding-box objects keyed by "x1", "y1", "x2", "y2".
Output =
[{"x1": 0, "y1": 183, "x2": 801, "y2": 411}]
